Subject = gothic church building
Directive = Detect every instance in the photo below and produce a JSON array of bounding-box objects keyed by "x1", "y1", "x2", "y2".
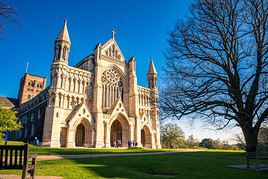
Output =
[{"x1": 15, "y1": 20, "x2": 161, "y2": 148}]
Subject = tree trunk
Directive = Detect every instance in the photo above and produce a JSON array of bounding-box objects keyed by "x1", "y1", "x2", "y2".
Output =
[{"x1": 243, "y1": 128, "x2": 258, "y2": 152}]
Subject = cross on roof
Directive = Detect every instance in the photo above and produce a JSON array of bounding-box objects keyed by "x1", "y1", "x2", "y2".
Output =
[{"x1": 112, "y1": 28, "x2": 116, "y2": 39}]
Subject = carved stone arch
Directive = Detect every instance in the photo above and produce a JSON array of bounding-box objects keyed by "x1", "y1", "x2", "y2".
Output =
[
  {"x1": 109, "y1": 113, "x2": 130, "y2": 147},
  {"x1": 141, "y1": 124, "x2": 153, "y2": 148},
  {"x1": 108, "y1": 113, "x2": 129, "y2": 127},
  {"x1": 72, "y1": 117, "x2": 93, "y2": 147},
  {"x1": 73, "y1": 117, "x2": 92, "y2": 130}
]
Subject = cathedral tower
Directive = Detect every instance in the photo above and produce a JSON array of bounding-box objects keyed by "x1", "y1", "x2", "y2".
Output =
[
  {"x1": 18, "y1": 73, "x2": 46, "y2": 105},
  {"x1": 42, "y1": 20, "x2": 72, "y2": 147}
]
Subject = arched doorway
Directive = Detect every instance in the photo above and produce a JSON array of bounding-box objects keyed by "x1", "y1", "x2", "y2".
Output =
[
  {"x1": 110, "y1": 120, "x2": 122, "y2": 147},
  {"x1": 141, "y1": 125, "x2": 152, "y2": 148},
  {"x1": 75, "y1": 123, "x2": 85, "y2": 147},
  {"x1": 109, "y1": 114, "x2": 130, "y2": 147},
  {"x1": 141, "y1": 129, "x2": 146, "y2": 147}
]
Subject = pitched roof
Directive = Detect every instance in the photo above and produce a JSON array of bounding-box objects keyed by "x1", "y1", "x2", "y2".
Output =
[
  {"x1": 56, "y1": 19, "x2": 71, "y2": 43},
  {"x1": 65, "y1": 102, "x2": 83, "y2": 123},
  {"x1": 101, "y1": 34, "x2": 126, "y2": 62},
  {"x1": 0, "y1": 97, "x2": 19, "y2": 109}
]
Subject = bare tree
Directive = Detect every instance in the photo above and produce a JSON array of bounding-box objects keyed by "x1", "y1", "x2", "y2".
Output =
[
  {"x1": 161, "y1": 0, "x2": 268, "y2": 152},
  {"x1": 0, "y1": 1, "x2": 18, "y2": 34}
]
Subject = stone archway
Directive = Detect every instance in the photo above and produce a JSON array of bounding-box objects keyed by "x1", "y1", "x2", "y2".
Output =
[
  {"x1": 75, "y1": 123, "x2": 85, "y2": 147},
  {"x1": 110, "y1": 120, "x2": 122, "y2": 147},
  {"x1": 141, "y1": 125, "x2": 152, "y2": 148},
  {"x1": 72, "y1": 118, "x2": 93, "y2": 148},
  {"x1": 109, "y1": 114, "x2": 130, "y2": 147}
]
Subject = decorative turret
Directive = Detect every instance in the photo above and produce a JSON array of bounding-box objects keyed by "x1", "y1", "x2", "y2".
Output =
[
  {"x1": 53, "y1": 19, "x2": 71, "y2": 64},
  {"x1": 147, "y1": 58, "x2": 157, "y2": 89}
]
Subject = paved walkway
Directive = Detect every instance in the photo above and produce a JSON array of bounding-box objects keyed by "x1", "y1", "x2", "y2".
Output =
[{"x1": 37, "y1": 149, "x2": 204, "y2": 161}]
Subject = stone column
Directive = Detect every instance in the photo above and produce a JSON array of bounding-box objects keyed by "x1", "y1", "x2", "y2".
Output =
[
  {"x1": 95, "y1": 114, "x2": 104, "y2": 148},
  {"x1": 105, "y1": 122, "x2": 111, "y2": 148},
  {"x1": 130, "y1": 122, "x2": 134, "y2": 141},
  {"x1": 66, "y1": 127, "x2": 75, "y2": 148},
  {"x1": 136, "y1": 118, "x2": 142, "y2": 147}
]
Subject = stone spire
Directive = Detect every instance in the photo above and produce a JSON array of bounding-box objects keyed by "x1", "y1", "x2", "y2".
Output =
[
  {"x1": 147, "y1": 58, "x2": 157, "y2": 75},
  {"x1": 56, "y1": 19, "x2": 71, "y2": 44},
  {"x1": 53, "y1": 20, "x2": 71, "y2": 64}
]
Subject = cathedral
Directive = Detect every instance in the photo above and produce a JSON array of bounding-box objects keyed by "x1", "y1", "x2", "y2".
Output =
[{"x1": 13, "y1": 20, "x2": 161, "y2": 148}]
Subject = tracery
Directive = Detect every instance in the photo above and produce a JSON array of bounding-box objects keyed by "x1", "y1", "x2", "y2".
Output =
[{"x1": 101, "y1": 68, "x2": 123, "y2": 111}]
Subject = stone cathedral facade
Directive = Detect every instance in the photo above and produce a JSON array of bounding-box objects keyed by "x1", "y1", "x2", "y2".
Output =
[{"x1": 15, "y1": 20, "x2": 161, "y2": 148}]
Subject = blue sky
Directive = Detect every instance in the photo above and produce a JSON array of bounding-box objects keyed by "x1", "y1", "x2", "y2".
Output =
[
  {"x1": 0, "y1": 0, "x2": 241, "y2": 142},
  {"x1": 0, "y1": 0, "x2": 193, "y2": 97}
]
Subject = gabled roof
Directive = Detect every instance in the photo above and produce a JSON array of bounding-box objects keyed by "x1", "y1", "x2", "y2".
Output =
[
  {"x1": 56, "y1": 19, "x2": 71, "y2": 44},
  {"x1": 0, "y1": 97, "x2": 19, "y2": 109},
  {"x1": 101, "y1": 35, "x2": 126, "y2": 62},
  {"x1": 107, "y1": 99, "x2": 128, "y2": 117},
  {"x1": 66, "y1": 102, "x2": 93, "y2": 126}
]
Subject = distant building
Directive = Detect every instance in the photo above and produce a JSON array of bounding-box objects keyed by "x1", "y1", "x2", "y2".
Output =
[
  {"x1": 18, "y1": 73, "x2": 46, "y2": 104},
  {"x1": 9, "y1": 20, "x2": 161, "y2": 148},
  {"x1": 0, "y1": 97, "x2": 18, "y2": 109}
]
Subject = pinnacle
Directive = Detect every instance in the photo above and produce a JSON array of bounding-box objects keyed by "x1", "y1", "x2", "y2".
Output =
[
  {"x1": 56, "y1": 19, "x2": 71, "y2": 44},
  {"x1": 147, "y1": 58, "x2": 157, "y2": 75}
]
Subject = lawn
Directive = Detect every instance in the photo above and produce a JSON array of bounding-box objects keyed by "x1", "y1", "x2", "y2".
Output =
[
  {"x1": 0, "y1": 141, "x2": 182, "y2": 155},
  {"x1": 0, "y1": 148, "x2": 267, "y2": 178}
]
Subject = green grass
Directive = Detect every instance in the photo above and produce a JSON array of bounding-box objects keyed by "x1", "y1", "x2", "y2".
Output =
[
  {"x1": 0, "y1": 151, "x2": 267, "y2": 179},
  {"x1": 2, "y1": 141, "x2": 263, "y2": 179},
  {"x1": 0, "y1": 141, "x2": 180, "y2": 155}
]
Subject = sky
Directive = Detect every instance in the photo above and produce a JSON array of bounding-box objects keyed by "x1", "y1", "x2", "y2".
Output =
[{"x1": 0, "y1": 0, "x2": 241, "y2": 143}]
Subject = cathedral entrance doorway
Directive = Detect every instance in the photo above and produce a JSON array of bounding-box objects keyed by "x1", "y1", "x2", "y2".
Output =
[
  {"x1": 141, "y1": 129, "x2": 146, "y2": 147},
  {"x1": 75, "y1": 123, "x2": 85, "y2": 147},
  {"x1": 110, "y1": 120, "x2": 122, "y2": 147},
  {"x1": 109, "y1": 114, "x2": 130, "y2": 147},
  {"x1": 141, "y1": 125, "x2": 152, "y2": 148}
]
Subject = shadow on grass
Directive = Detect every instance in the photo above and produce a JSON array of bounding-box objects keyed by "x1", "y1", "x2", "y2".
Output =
[{"x1": 51, "y1": 151, "x2": 268, "y2": 179}]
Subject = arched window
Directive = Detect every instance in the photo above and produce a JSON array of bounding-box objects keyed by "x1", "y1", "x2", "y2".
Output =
[
  {"x1": 27, "y1": 94, "x2": 32, "y2": 100},
  {"x1": 101, "y1": 68, "x2": 124, "y2": 111},
  {"x1": 62, "y1": 46, "x2": 68, "y2": 60},
  {"x1": 67, "y1": 95, "x2": 70, "y2": 109},
  {"x1": 55, "y1": 45, "x2": 61, "y2": 59},
  {"x1": 60, "y1": 74, "x2": 64, "y2": 88},
  {"x1": 77, "y1": 80, "x2": 81, "y2": 93},
  {"x1": 73, "y1": 79, "x2": 76, "y2": 92}
]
